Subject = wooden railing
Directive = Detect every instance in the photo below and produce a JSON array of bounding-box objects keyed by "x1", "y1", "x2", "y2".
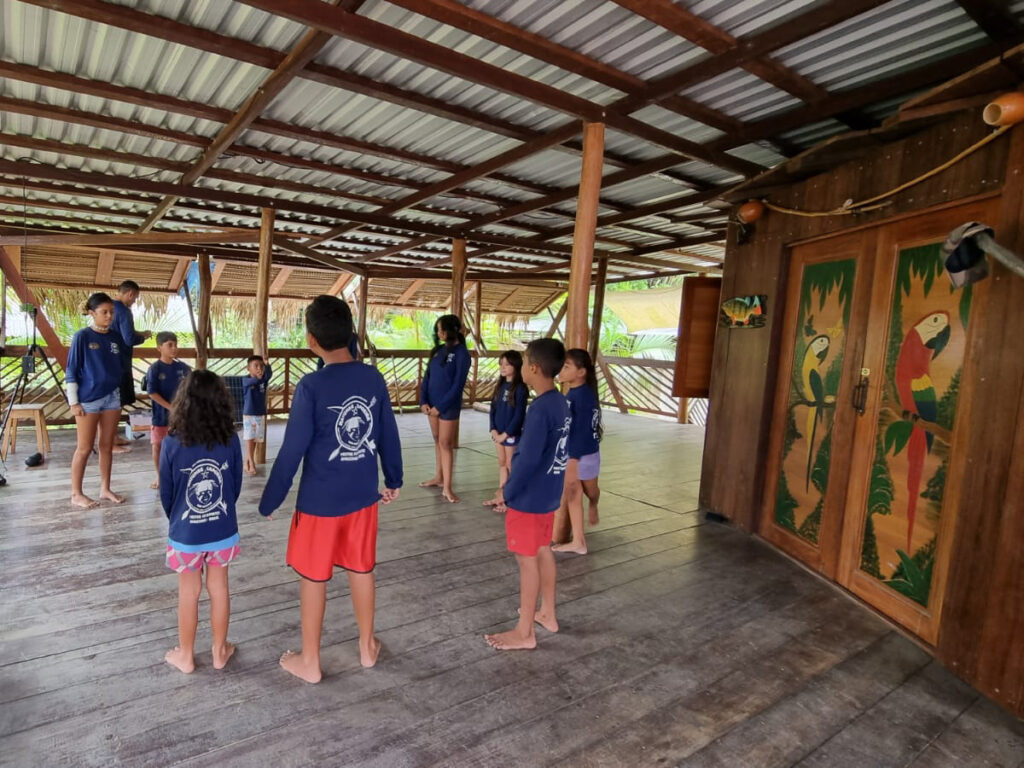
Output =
[{"x1": 0, "y1": 346, "x2": 706, "y2": 426}]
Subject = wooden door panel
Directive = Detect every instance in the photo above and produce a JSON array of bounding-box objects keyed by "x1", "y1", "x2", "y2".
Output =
[
  {"x1": 838, "y1": 198, "x2": 1000, "y2": 644},
  {"x1": 760, "y1": 230, "x2": 875, "y2": 576}
]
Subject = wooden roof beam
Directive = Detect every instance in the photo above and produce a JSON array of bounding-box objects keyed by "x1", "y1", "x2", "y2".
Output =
[
  {"x1": 396, "y1": 279, "x2": 427, "y2": 304},
  {"x1": 235, "y1": 0, "x2": 762, "y2": 177},
  {"x1": 0, "y1": 229, "x2": 272, "y2": 247}
]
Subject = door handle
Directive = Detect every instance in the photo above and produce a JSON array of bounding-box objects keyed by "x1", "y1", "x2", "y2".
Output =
[{"x1": 852, "y1": 369, "x2": 869, "y2": 415}]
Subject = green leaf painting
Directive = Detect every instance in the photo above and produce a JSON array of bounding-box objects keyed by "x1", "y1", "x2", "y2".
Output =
[
  {"x1": 798, "y1": 499, "x2": 823, "y2": 544},
  {"x1": 884, "y1": 421, "x2": 913, "y2": 457},
  {"x1": 799, "y1": 260, "x2": 856, "y2": 325},
  {"x1": 885, "y1": 538, "x2": 937, "y2": 607},
  {"x1": 867, "y1": 436, "x2": 895, "y2": 516},
  {"x1": 775, "y1": 472, "x2": 798, "y2": 533},
  {"x1": 861, "y1": 514, "x2": 883, "y2": 579}
]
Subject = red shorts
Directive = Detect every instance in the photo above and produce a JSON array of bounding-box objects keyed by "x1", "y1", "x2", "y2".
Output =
[
  {"x1": 150, "y1": 426, "x2": 169, "y2": 445},
  {"x1": 286, "y1": 504, "x2": 378, "y2": 581},
  {"x1": 505, "y1": 508, "x2": 555, "y2": 557}
]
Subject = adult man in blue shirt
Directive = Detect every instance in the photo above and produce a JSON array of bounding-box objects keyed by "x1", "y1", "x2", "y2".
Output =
[{"x1": 112, "y1": 280, "x2": 151, "y2": 447}]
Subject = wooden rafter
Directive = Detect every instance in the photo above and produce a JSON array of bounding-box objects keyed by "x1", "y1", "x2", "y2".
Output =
[
  {"x1": 94, "y1": 250, "x2": 114, "y2": 286},
  {"x1": 396, "y1": 279, "x2": 427, "y2": 304},
  {"x1": 269, "y1": 266, "x2": 294, "y2": 295},
  {"x1": 0, "y1": 229, "x2": 271, "y2": 247},
  {"x1": 168, "y1": 257, "x2": 191, "y2": 292}
]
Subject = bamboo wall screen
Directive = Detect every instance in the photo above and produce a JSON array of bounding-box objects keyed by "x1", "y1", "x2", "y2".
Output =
[{"x1": 762, "y1": 197, "x2": 1000, "y2": 644}]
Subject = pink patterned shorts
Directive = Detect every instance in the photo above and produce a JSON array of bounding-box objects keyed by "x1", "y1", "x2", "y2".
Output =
[{"x1": 166, "y1": 544, "x2": 240, "y2": 573}]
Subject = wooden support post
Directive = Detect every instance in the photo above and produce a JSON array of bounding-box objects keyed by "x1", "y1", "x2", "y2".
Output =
[
  {"x1": 470, "y1": 280, "x2": 483, "y2": 403},
  {"x1": 451, "y1": 237, "x2": 467, "y2": 322},
  {"x1": 545, "y1": 300, "x2": 568, "y2": 339},
  {"x1": 196, "y1": 251, "x2": 211, "y2": 370},
  {"x1": 0, "y1": 246, "x2": 68, "y2": 368},
  {"x1": 565, "y1": 122, "x2": 605, "y2": 352},
  {"x1": 253, "y1": 207, "x2": 274, "y2": 357},
  {"x1": 676, "y1": 397, "x2": 690, "y2": 424},
  {"x1": 357, "y1": 276, "x2": 369, "y2": 351},
  {"x1": 253, "y1": 208, "x2": 274, "y2": 466},
  {"x1": 588, "y1": 256, "x2": 608, "y2": 362}
]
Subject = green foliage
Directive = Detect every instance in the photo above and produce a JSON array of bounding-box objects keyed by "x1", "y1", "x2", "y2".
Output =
[
  {"x1": 799, "y1": 259, "x2": 856, "y2": 324},
  {"x1": 810, "y1": 429, "x2": 831, "y2": 494},
  {"x1": 884, "y1": 420, "x2": 913, "y2": 457},
  {"x1": 885, "y1": 537, "x2": 936, "y2": 606},
  {"x1": 606, "y1": 276, "x2": 685, "y2": 292},
  {"x1": 823, "y1": 349, "x2": 844, "y2": 395},
  {"x1": 775, "y1": 472, "x2": 798, "y2": 533},
  {"x1": 886, "y1": 290, "x2": 904, "y2": 395},
  {"x1": 781, "y1": 407, "x2": 800, "y2": 458},
  {"x1": 895, "y1": 243, "x2": 945, "y2": 301},
  {"x1": 797, "y1": 499, "x2": 823, "y2": 544},
  {"x1": 921, "y1": 459, "x2": 947, "y2": 504},
  {"x1": 936, "y1": 369, "x2": 960, "y2": 431},
  {"x1": 868, "y1": 436, "x2": 895, "y2": 516},
  {"x1": 861, "y1": 514, "x2": 883, "y2": 578}
]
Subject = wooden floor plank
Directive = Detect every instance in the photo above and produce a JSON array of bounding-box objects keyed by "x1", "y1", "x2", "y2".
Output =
[{"x1": 0, "y1": 410, "x2": 1019, "y2": 768}]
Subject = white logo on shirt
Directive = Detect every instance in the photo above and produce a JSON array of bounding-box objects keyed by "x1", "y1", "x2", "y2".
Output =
[
  {"x1": 549, "y1": 417, "x2": 571, "y2": 475},
  {"x1": 592, "y1": 409, "x2": 600, "y2": 440},
  {"x1": 180, "y1": 458, "x2": 229, "y2": 522},
  {"x1": 328, "y1": 395, "x2": 376, "y2": 462}
]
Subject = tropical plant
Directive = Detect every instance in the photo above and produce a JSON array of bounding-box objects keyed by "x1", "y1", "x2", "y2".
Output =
[
  {"x1": 861, "y1": 514, "x2": 883, "y2": 578},
  {"x1": 885, "y1": 537, "x2": 936, "y2": 606},
  {"x1": 775, "y1": 472, "x2": 798, "y2": 532}
]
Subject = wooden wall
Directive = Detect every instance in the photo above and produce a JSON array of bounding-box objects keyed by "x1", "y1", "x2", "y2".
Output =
[{"x1": 699, "y1": 111, "x2": 1024, "y2": 717}]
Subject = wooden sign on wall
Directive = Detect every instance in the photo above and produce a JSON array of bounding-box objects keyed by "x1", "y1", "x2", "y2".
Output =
[{"x1": 673, "y1": 276, "x2": 722, "y2": 398}]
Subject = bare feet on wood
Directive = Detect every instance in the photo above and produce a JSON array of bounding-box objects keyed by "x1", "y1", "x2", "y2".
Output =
[
  {"x1": 360, "y1": 636, "x2": 382, "y2": 668},
  {"x1": 164, "y1": 646, "x2": 195, "y2": 674},
  {"x1": 442, "y1": 488, "x2": 460, "y2": 503},
  {"x1": 518, "y1": 607, "x2": 559, "y2": 633},
  {"x1": 111, "y1": 445, "x2": 132, "y2": 455},
  {"x1": 279, "y1": 650, "x2": 322, "y2": 683},
  {"x1": 71, "y1": 493, "x2": 98, "y2": 509},
  {"x1": 484, "y1": 627, "x2": 536, "y2": 651},
  {"x1": 552, "y1": 542, "x2": 587, "y2": 555},
  {"x1": 99, "y1": 490, "x2": 125, "y2": 504},
  {"x1": 212, "y1": 642, "x2": 235, "y2": 670},
  {"x1": 418, "y1": 477, "x2": 443, "y2": 488}
]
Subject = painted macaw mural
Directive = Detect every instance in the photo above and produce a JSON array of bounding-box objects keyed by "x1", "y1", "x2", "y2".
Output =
[
  {"x1": 774, "y1": 258, "x2": 855, "y2": 545},
  {"x1": 860, "y1": 243, "x2": 971, "y2": 607}
]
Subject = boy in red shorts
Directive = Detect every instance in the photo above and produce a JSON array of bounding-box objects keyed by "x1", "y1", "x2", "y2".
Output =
[
  {"x1": 259, "y1": 295, "x2": 402, "y2": 682},
  {"x1": 486, "y1": 338, "x2": 570, "y2": 650}
]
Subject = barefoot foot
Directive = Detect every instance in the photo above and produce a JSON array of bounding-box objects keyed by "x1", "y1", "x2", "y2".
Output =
[
  {"x1": 279, "y1": 650, "x2": 322, "y2": 683},
  {"x1": 482, "y1": 497, "x2": 499, "y2": 507},
  {"x1": 484, "y1": 628, "x2": 536, "y2": 651},
  {"x1": 212, "y1": 642, "x2": 235, "y2": 669},
  {"x1": 111, "y1": 445, "x2": 132, "y2": 455},
  {"x1": 551, "y1": 542, "x2": 588, "y2": 555},
  {"x1": 418, "y1": 477, "x2": 443, "y2": 488},
  {"x1": 99, "y1": 490, "x2": 125, "y2": 504},
  {"x1": 442, "y1": 488, "x2": 460, "y2": 503},
  {"x1": 517, "y1": 607, "x2": 559, "y2": 633},
  {"x1": 71, "y1": 493, "x2": 99, "y2": 509},
  {"x1": 164, "y1": 646, "x2": 195, "y2": 674},
  {"x1": 359, "y1": 636, "x2": 382, "y2": 668}
]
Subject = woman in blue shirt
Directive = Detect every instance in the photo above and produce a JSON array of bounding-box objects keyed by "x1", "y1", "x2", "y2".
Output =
[
  {"x1": 418, "y1": 314, "x2": 471, "y2": 503},
  {"x1": 66, "y1": 292, "x2": 127, "y2": 509}
]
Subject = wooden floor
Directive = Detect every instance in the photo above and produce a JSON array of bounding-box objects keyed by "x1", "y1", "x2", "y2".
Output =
[{"x1": 0, "y1": 411, "x2": 1021, "y2": 768}]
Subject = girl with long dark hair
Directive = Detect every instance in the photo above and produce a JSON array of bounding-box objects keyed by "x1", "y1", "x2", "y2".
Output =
[
  {"x1": 418, "y1": 314, "x2": 471, "y2": 502},
  {"x1": 66, "y1": 292, "x2": 127, "y2": 508},
  {"x1": 484, "y1": 350, "x2": 528, "y2": 507},
  {"x1": 159, "y1": 370, "x2": 243, "y2": 674},
  {"x1": 552, "y1": 348, "x2": 603, "y2": 555}
]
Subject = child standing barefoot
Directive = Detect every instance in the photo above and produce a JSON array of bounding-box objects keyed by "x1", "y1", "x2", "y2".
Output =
[
  {"x1": 159, "y1": 370, "x2": 243, "y2": 674},
  {"x1": 260, "y1": 296, "x2": 403, "y2": 682},
  {"x1": 144, "y1": 332, "x2": 190, "y2": 489},
  {"x1": 486, "y1": 338, "x2": 569, "y2": 651},
  {"x1": 553, "y1": 349, "x2": 603, "y2": 556},
  {"x1": 66, "y1": 293, "x2": 128, "y2": 509},
  {"x1": 484, "y1": 351, "x2": 528, "y2": 508},
  {"x1": 241, "y1": 354, "x2": 272, "y2": 476}
]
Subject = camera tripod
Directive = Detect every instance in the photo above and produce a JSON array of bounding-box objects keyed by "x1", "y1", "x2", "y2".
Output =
[{"x1": 0, "y1": 305, "x2": 66, "y2": 479}]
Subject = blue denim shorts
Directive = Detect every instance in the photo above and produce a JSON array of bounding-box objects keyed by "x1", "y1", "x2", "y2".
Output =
[{"x1": 80, "y1": 389, "x2": 121, "y2": 414}]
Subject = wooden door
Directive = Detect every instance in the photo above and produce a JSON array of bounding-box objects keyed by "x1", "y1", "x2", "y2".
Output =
[
  {"x1": 760, "y1": 230, "x2": 876, "y2": 577},
  {"x1": 837, "y1": 198, "x2": 999, "y2": 644}
]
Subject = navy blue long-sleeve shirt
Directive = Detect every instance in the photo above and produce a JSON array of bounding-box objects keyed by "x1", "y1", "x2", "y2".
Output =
[
  {"x1": 65, "y1": 327, "x2": 125, "y2": 404},
  {"x1": 420, "y1": 343, "x2": 471, "y2": 414},
  {"x1": 112, "y1": 300, "x2": 144, "y2": 356},
  {"x1": 145, "y1": 359, "x2": 191, "y2": 427},
  {"x1": 489, "y1": 381, "x2": 529, "y2": 438},
  {"x1": 503, "y1": 389, "x2": 571, "y2": 515},
  {"x1": 242, "y1": 363, "x2": 272, "y2": 416},
  {"x1": 567, "y1": 384, "x2": 601, "y2": 459},
  {"x1": 258, "y1": 362, "x2": 403, "y2": 518},
  {"x1": 160, "y1": 433, "x2": 243, "y2": 552}
]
